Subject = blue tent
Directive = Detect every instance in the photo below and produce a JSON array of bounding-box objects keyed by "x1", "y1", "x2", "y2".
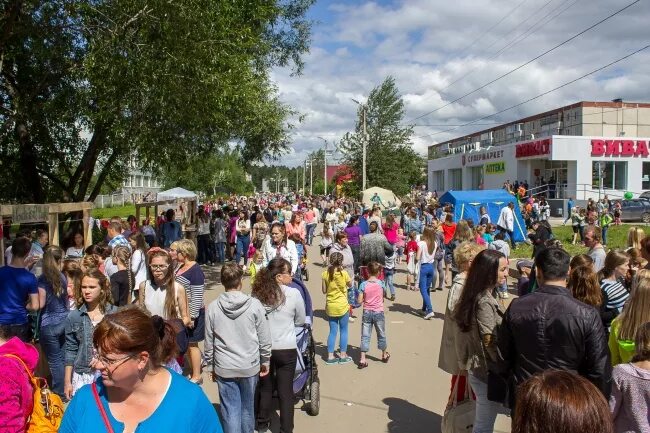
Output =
[{"x1": 438, "y1": 189, "x2": 527, "y2": 242}]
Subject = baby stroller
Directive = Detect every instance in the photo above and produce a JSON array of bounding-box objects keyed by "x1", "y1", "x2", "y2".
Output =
[{"x1": 288, "y1": 277, "x2": 320, "y2": 416}]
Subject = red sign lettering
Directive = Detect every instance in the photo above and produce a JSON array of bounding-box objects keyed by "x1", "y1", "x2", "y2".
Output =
[
  {"x1": 591, "y1": 139, "x2": 650, "y2": 158},
  {"x1": 515, "y1": 139, "x2": 551, "y2": 158}
]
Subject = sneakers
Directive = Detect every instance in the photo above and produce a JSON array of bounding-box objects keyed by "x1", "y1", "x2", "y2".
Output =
[
  {"x1": 389, "y1": 295, "x2": 395, "y2": 301},
  {"x1": 349, "y1": 317, "x2": 355, "y2": 323},
  {"x1": 424, "y1": 312, "x2": 435, "y2": 320},
  {"x1": 339, "y1": 356, "x2": 353, "y2": 364}
]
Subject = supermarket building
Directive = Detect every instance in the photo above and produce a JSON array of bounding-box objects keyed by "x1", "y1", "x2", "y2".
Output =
[{"x1": 427, "y1": 101, "x2": 650, "y2": 201}]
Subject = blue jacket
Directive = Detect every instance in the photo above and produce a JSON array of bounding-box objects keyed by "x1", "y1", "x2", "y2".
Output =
[
  {"x1": 65, "y1": 303, "x2": 117, "y2": 374},
  {"x1": 161, "y1": 220, "x2": 183, "y2": 248},
  {"x1": 359, "y1": 217, "x2": 370, "y2": 235}
]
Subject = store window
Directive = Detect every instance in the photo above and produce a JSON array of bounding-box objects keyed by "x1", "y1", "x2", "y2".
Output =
[
  {"x1": 643, "y1": 162, "x2": 650, "y2": 190},
  {"x1": 470, "y1": 166, "x2": 483, "y2": 189},
  {"x1": 432, "y1": 170, "x2": 445, "y2": 192},
  {"x1": 592, "y1": 161, "x2": 627, "y2": 190},
  {"x1": 449, "y1": 169, "x2": 462, "y2": 191}
]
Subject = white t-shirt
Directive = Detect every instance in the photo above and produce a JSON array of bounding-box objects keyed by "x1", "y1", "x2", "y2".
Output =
[
  {"x1": 65, "y1": 246, "x2": 84, "y2": 258},
  {"x1": 142, "y1": 280, "x2": 180, "y2": 319},
  {"x1": 417, "y1": 240, "x2": 437, "y2": 264},
  {"x1": 131, "y1": 249, "x2": 147, "y2": 292}
]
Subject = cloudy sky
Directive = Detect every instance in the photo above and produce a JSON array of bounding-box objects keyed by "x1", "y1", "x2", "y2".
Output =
[{"x1": 270, "y1": 0, "x2": 650, "y2": 167}]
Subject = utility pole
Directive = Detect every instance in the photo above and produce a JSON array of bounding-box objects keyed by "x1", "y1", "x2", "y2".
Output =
[
  {"x1": 295, "y1": 168, "x2": 299, "y2": 193},
  {"x1": 318, "y1": 137, "x2": 328, "y2": 196},
  {"x1": 309, "y1": 157, "x2": 313, "y2": 196},
  {"x1": 352, "y1": 99, "x2": 368, "y2": 191},
  {"x1": 302, "y1": 161, "x2": 306, "y2": 194}
]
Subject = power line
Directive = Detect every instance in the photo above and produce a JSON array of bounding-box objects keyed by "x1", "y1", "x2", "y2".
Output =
[
  {"x1": 415, "y1": 106, "x2": 644, "y2": 138},
  {"x1": 415, "y1": 43, "x2": 650, "y2": 140},
  {"x1": 407, "y1": 0, "x2": 640, "y2": 124},
  {"x1": 453, "y1": 0, "x2": 532, "y2": 59},
  {"x1": 437, "y1": 0, "x2": 563, "y2": 96}
]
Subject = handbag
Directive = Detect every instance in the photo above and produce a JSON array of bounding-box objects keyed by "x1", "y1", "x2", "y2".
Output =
[
  {"x1": 441, "y1": 373, "x2": 475, "y2": 433},
  {"x1": 92, "y1": 383, "x2": 115, "y2": 433}
]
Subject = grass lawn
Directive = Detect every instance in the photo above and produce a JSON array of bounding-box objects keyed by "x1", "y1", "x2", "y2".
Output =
[
  {"x1": 512, "y1": 223, "x2": 650, "y2": 258},
  {"x1": 92, "y1": 205, "x2": 137, "y2": 219}
]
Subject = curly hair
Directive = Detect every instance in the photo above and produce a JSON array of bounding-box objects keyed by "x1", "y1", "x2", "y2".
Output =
[{"x1": 251, "y1": 257, "x2": 288, "y2": 307}]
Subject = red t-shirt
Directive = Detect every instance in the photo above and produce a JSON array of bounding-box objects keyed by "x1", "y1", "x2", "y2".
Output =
[
  {"x1": 442, "y1": 223, "x2": 457, "y2": 245},
  {"x1": 405, "y1": 240, "x2": 419, "y2": 263}
]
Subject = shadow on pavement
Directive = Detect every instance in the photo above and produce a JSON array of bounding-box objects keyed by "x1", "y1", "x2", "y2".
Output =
[
  {"x1": 383, "y1": 397, "x2": 442, "y2": 433},
  {"x1": 388, "y1": 302, "x2": 444, "y2": 320}
]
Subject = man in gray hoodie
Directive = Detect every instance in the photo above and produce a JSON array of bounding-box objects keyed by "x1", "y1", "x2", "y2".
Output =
[{"x1": 205, "y1": 263, "x2": 271, "y2": 433}]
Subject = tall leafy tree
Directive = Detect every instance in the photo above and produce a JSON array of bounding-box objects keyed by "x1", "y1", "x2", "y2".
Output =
[
  {"x1": 339, "y1": 76, "x2": 424, "y2": 196},
  {"x1": 0, "y1": 0, "x2": 314, "y2": 203}
]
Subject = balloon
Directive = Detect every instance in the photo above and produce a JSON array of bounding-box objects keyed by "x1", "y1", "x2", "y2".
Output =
[{"x1": 624, "y1": 192, "x2": 633, "y2": 200}]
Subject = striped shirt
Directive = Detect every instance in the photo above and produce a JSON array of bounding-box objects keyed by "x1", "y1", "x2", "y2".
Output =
[
  {"x1": 176, "y1": 263, "x2": 205, "y2": 319},
  {"x1": 601, "y1": 280, "x2": 630, "y2": 313}
]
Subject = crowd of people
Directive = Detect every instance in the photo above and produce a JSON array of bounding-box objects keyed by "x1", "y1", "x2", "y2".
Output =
[{"x1": 0, "y1": 188, "x2": 648, "y2": 433}]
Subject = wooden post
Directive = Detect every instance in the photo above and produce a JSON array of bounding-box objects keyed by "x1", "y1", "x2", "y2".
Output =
[
  {"x1": 83, "y1": 209, "x2": 91, "y2": 248},
  {"x1": 135, "y1": 204, "x2": 141, "y2": 229},
  {"x1": 48, "y1": 212, "x2": 60, "y2": 247}
]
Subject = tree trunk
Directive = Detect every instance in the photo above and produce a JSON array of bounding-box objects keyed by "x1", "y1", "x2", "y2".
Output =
[{"x1": 15, "y1": 120, "x2": 44, "y2": 203}]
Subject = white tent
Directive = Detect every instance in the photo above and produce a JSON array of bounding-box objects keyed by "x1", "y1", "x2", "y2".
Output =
[
  {"x1": 156, "y1": 187, "x2": 197, "y2": 201},
  {"x1": 361, "y1": 187, "x2": 402, "y2": 210}
]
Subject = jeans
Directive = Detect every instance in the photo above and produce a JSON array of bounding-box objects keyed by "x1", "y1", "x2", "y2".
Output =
[
  {"x1": 384, "y1": 268, "x2": 395, "y2": 296},
  {"x1": 235, "y1": 234, "x2": 251, "y2": 266},
  {"x1": 497, "y1": 281, "x2": 508, "y2": 293},
  {"x1": 468, "y1": 371, "x2": 507, "y2": 433},
  {"x1": 434, "y1": 257, "x2": 445, "y2": 289},
  {"x1": 39, "y1": 320, "x2": 66, "y2": 398},
  {"x1": 498, "y1": 226, "x2": 516, "y2": 248},
  {"x1": 327, "y1": 312, "x2": 349, "y2": 353},
  {"x1": 215, "y1": 242, "x2": 226, "y2": 263},
  {"x1": 218, "y1": 375, "x2": 258, "y2": 433},
  {"x1": 306, "y1": 223, "x2": 316, "y2": 245},
  {"x1": 419, "y1": 263, "x2": 434, "y2": 314},
  {"x1": 256, "y1": 349, "x2": 297, "y2": 433},
  {"x1": 602, "y1": 225, "x2": 608, "y2": 245},
  {"x1": 350, "y1": 244, "x2": 361, "y2": 275},
  {"x1": 360, "y1": 310, "x2": 387, "y2": 352},
  {"x1": 197, "y1": 234, "x2": 211, "y2": 264}
]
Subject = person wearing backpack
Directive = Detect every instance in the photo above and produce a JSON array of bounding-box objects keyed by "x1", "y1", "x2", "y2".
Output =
[
  {"x1": 0, "y1": 323, "x2": 63, "y2": 432},
  {"x1": 0, "y1": 325, "x2": 39, "y2": 432}
]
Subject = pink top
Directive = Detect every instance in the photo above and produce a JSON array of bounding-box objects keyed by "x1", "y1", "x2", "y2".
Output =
[
  {"x1": 304, "y1": 210, "x2": 316, "y2": 224},
  {"x1": 285, "y1": 221, "x2": 306, "y2": 242},
  {"x1": 0, "y1": 337, "x2": 38, "y2": 433},
  {"x1": 360, "y1": 279, "x2": 385, "y2": 312},
  {"x1": 382, "y1": 222, "x2": 399, "y2": 244},
  {"x1": 475, "y1": 235, "x2": 486, "y2": 246}
]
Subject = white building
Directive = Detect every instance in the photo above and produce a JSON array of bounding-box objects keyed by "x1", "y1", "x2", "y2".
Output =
[{"x1": 427, "y1": 101, "x2": 650, "y2": 200}]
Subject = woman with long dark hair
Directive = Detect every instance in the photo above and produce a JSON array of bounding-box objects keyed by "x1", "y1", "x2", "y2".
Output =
[
  {"x1": 252, "y1": 258, "x2": 305, "y2": 433},
  {"x1": 453, "y1": 249, "x2": 509, "y2": 433},
  {"x1": 417, "y1": 226, "x2": 438, "y2": 320},
  {"x1": 38, "y1": 245, "x2": 69, "y2": 399}
]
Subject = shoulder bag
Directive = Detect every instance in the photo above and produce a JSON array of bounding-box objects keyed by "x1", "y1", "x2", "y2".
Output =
[
  {"x1": 92, "y1": 382, "x2": 115, "y2": 433},
  {"x1": 441, "y1": 373, "x2": 475, "y2": 433}
]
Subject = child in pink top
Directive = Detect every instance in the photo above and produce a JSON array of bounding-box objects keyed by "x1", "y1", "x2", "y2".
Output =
[{"x1": 356, "y1": 262, "x2": 389, "y2": 369}]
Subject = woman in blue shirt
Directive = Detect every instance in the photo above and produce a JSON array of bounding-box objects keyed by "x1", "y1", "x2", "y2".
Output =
[
  {"x1": 38, "y1": 245, "x2": 69, "y2": 400},
  {"x1": 59, "y1": 306, "x2": 222, "y2": 433}
]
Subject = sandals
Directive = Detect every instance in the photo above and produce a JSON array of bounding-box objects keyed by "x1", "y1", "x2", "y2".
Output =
[
  {"x1": 358, "y1": 361, "x2": 368, "y2": 369},
  {"x1": 382, "y1": 353, "x2": 391, "y2": 363}
]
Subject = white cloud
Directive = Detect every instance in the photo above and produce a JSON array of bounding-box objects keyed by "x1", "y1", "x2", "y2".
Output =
[{"x1": 272, "y1": 0, "x2": 650, "y2": 167}]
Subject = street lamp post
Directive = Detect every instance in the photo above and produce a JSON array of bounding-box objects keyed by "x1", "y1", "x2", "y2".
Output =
[
  {"x1": 309, "y1": 157, "x2": 313, "y2": 196},
  {"x1": 351, "y1": 98, "x2": 368, "y2": 191},
  {"x1": 318, "y1": 136, "x2": 329, "y2": 195}
]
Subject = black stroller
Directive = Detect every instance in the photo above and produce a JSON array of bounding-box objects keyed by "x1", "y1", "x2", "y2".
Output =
[{"x1": 288, "y1": 277, "x2": 320, "y2": 416}]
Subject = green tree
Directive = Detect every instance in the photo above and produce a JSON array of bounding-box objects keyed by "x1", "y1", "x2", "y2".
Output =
[
  {"x1": 161, "y1": 151, "x2": 255, "y2": 196},
  {"x1": 0, "y1": 0, "x2": 314, "y2": 203},
  {"x1": 339, "y1": 76, "x2": 425, "y2": 196}
]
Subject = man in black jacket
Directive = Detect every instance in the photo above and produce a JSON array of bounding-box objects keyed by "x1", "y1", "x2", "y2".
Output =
[{"x1": 496, "y1": 247, "x2": 611, "y2": 407}]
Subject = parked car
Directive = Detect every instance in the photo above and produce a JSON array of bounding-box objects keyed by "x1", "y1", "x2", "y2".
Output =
[
  {"x1": 620, "y1": 199, "x2": 650, "y2": 223},
  {"x1": 640, "y1": 191, "x2": 650, "y2": 200}
]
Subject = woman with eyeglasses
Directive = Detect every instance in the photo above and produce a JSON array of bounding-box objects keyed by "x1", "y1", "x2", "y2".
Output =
[
  {"x1": 261, "y1": 222, "x2": 299, "y2": 276},
  {"x1": 252, "y1": 257, "x2": 306, "y2": 433},
  {"x1": 64, "y1": 268, "x2": 117, "y2": 400},
  {"x1": 59, "y1": 306, "x2": 223, "y2": 433},
  {"x1": 138, "y1": 249, "x2": 191, "y2": 328}
]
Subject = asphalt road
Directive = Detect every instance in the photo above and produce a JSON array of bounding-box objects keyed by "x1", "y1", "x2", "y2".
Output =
[{"x1": 198, "y1": 227, "x2": 512, "y2": 433}]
